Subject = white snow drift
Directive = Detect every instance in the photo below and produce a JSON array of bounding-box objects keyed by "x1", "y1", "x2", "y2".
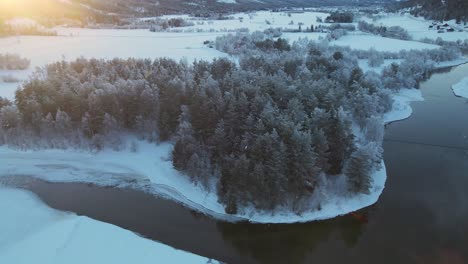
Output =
[{"x1": 452, "y1": 77, "x2": 468, "y2": 99}]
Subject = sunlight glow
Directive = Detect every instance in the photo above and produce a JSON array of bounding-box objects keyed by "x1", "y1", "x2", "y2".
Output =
[{"x1": 0, "y1": 0, "x2": 69, "y2": 18}]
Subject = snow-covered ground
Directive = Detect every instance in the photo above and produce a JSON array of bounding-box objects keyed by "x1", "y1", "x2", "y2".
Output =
[
  {"x1": 384, "y1": 88, "x2": 424, "y2": 124},
  {"x1": 146, "y1": 11, "x2": 330, "y2": 33},
  {"x1": 0, "y1": 29, "x2": 228, "y2": 99},
  {"x1": 332, "y1": 33, "x2": 439, "y2": 52},
  {"x1": 364, "y1": 13, "x2": 468, "y2": 42},
  {"x1": 0, "y1": 187, "x2": 219, "y2": 264},
  {"x1": 4, "y1": 17, "x2": 39, "y2": 27},
  {"x1": 452, "y1": 77, "x2": 468, "y2": 99},
  {"x1": 0, "y1": 140, "x2": 385, "y2": 224}
]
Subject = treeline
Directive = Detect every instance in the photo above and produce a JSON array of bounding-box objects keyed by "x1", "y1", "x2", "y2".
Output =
[
  {"x1": 325, "y1": 12, "x2": 354, "y2": 23},
  {"x1": 0, "y1": 22, "x2": 57, "y2": 37},
  {"x1": 0, "y1": 36, "x2": 393, "y2": 213},
  {"x1": 0, "y1": 54, "x2": 30, "y2": 70},
  {"x1": 358, "y1": 21, "x2": 411, "y2": 41},
  {"x1": 149, "y1": 18, "x2": 195, "y2": 32}
]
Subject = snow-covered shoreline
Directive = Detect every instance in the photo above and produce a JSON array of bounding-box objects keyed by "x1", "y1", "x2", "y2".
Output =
[
  {"x1": 452, "y1": 77, "x2": 468, "y2": 99},
  {"x1": 0, "y1": 87, "x2": 423, "y2": 224},
  {"x1": 0, "y1": 187, "x2": 219, "y2": 264}
]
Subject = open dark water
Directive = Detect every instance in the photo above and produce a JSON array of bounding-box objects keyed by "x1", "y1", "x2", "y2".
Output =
[{"x1": 4, "y1": 63, "x2": 468, "y2": 264}]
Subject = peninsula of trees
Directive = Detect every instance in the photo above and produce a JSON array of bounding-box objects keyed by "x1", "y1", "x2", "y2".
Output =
[{"x1": 0, "y1": 32, "x2": 461, "y2": 214}]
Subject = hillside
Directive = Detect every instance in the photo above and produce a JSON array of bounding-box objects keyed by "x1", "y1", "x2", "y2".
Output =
[
  {"x1": 0, "y1": 0, "x2": 118, "y2": 25},
  {"x1": 1, "y1": 0, "x2": 398, "y2": 25},
  {"x1": 398, "y1": 0, "x2": 468, "y2": 22}
]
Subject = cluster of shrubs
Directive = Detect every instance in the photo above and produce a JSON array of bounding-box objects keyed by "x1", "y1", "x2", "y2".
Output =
[
  {"x1": 358, "y1": 21, "x2": 412, "y2": 41},
  {"x1": 149, "y1": 18, "x2": 195, "y2": 32},
  {"x1": 0, "y1": 54, "x2": 30, "y2": 70}
]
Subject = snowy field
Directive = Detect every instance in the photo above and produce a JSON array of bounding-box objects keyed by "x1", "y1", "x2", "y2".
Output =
[
  {"x1": 0, "y1": 24, "x2": 329, "y2": 100},
  {"x1": 452, "y1": 77, "x2": 468, "y2": 99},
  {"x1": 364, "y1": 13, "x2": 468, "y2": 42},
  {"x1": 332, "y1": 33, "x2": 439, "y2": 52},
  {"x1": 150, "y1": 11, "x2": 330, "y2": 32},
  {"x1": 0, "y1": 187, "x2": 219, "y2": 264},
  {"x1": 0, "y1": 29, "x2": 228, "y2": 99},
  {"x1": 359, "y1": 57, "x2": 468, "y2": 75},
  {"x1": 2, "y1": 10, "x2": 458, "y2": 100}
]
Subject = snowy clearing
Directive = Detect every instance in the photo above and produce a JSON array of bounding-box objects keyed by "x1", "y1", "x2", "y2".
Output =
[
  {"x1": 367, "y1": 13, "x2": 468, "y2": 42},
  {"x1": 0, "y1": 28, "x2": 228, "y2": 99},
  {"x1": 0, "y1": 187, "x2": 219, "y2": 264},
  {"x1": 143, "y1": 11, "x2": 330, "y2": 33},
  {"x1": 452, "y1": 77, "x2": 468, "y2": 99},
  {"x1": 384, "y1": 88, "x2": 424, "y2": 124},
  {"x1": 358, "y1": 57, "x2": 468, "y2": 75},
  {"x1": 332, "y1": 33, "x2": 439, "y2": 52}
]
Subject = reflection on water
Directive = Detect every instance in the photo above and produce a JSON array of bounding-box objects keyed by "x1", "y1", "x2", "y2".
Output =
[{"x1": 3, "y1": 63, "x2": 468, "y2": 264}]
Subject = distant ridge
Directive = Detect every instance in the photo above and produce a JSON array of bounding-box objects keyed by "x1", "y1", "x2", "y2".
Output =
[{"x1": 396, "y1": 0, "x2": 468, "y2": 22}]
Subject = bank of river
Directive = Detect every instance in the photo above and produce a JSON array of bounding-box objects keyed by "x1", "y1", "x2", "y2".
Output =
[{"x1": 3, "y1": 63, "x2": 468, "y2": 264}]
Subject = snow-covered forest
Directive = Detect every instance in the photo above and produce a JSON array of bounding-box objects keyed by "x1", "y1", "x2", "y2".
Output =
[{"x1": 0, "y1": 30, "x2": 462, "y2": 214}]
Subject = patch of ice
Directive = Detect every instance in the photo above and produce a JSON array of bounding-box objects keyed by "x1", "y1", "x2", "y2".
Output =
[
  {"x1": 452, "y1": 77, "x2": 468, "y2": 99},
  {"x1": 384, "y1": 88, "x2": 424, "y2": 124},
  {"x1": 370, "y1": 13, "x2": 468, "y2": 42}
]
